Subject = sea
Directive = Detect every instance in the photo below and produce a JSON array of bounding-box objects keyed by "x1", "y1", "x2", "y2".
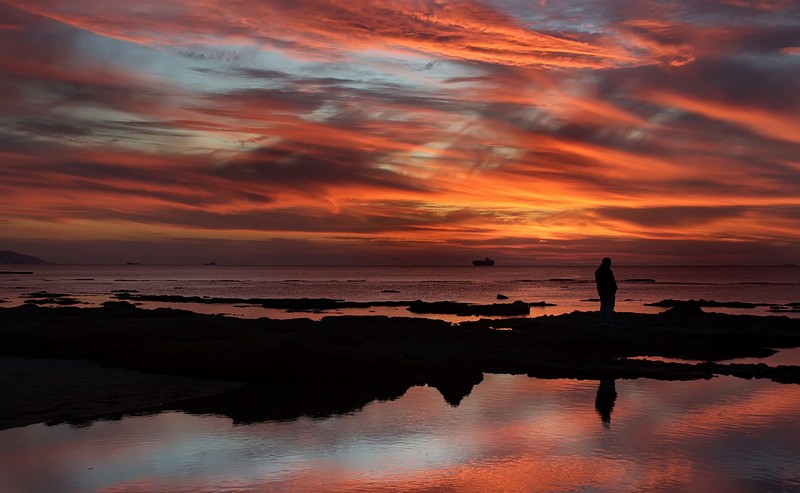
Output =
[
  {"x1": 2, "y1": 264, "x2": 800, "y2": 492},
  {"x1": 2, "y1": 264, "x2": 799, "y2": 320}
]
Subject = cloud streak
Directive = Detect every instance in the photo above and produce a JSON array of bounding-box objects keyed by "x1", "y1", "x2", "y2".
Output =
[{"x1": 1, "y1": 0, "x2": 799, "y2": 264}]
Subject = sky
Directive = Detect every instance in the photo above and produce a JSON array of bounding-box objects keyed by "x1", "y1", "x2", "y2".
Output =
[{"x1": 1, "y1": 0, "x2": 799, "y2": 265}]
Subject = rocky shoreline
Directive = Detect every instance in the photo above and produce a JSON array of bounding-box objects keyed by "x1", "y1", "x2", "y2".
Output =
[{"x1": 2, "y1": 301, "x2": 800, "y2": 429}]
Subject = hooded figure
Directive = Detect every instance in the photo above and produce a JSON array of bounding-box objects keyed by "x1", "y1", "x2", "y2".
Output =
[{"x1": 595, "y1": 257, "x2": 617, "y2": 326}]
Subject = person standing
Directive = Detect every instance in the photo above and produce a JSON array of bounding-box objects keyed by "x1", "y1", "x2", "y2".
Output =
[{"x1": 595, "y1": 257, "x2": 617, "y2": 326}]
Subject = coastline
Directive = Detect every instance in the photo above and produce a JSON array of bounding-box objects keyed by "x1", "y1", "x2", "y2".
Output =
[{"x1": 2, "y1": 301, "x2": 800, "y2": 430}]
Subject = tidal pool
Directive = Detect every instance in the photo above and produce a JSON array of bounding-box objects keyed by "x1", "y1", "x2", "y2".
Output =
[{"x1": 2, "y1": 374, "x2": 799, "y2": 492}]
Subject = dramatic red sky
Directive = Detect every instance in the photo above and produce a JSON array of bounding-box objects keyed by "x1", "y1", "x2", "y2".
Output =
[{"x1": 1, "y1": 0, "x2": 799, "y2": 265}]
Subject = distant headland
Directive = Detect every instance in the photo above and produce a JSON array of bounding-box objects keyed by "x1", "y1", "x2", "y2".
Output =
[{"x1": 0, "y1": 251, "x2": 50, "y2": 265}]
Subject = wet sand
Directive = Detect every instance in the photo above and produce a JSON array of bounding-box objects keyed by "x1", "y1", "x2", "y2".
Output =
[{"x1": 2, "y1": 301, "x2": 800, "y2": 429}]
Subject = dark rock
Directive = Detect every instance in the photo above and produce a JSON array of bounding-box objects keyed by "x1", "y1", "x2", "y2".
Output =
[
  {"x1": 26, "y1": 291, "x2": 70, "y2": 298},
  {"x1": 770, "y1": 304, "x2": 800, "y2": 313},
  {"x1": 24, "y1": 298, "x2": 81, "y2": 306},
  {"x1": 646, "y1": 299, "x2": 761, "y2": 309},
  {"x1": 661, "y1": 301, "x2": 705, "y2": 317},
  {"x1": 3, "y1": 303, "x2": 800, "y2": 427},
  {"x1": 113, "y1": 293, "x2": 411, "y2": 311},
  {"x1": 408, "y1": 300, "x2": 530, "y2": 316},
  {"x1": 24, "y1": 291, "x2": 81, "y2": 306}
]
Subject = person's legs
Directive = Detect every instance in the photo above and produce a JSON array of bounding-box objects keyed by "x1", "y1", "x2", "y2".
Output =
[{"x1": 600, "y1": 295, "x2": 615, "y2": 325}]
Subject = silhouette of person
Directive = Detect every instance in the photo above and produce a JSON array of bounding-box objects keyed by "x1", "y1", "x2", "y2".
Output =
[
  {"x1": 595, "y1": 378, "x2": 617, "y2": 427},
  {"x1": 595, "y1": 257, "x2": 617, "y2": 326}
]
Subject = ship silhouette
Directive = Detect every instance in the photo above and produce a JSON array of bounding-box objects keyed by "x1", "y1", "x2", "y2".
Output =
[{"x1": 472, "y1": 257, "x2": 495, "y2": 266}]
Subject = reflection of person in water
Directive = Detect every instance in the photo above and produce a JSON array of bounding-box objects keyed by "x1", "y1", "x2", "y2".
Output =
[{"x1": 595, "y1": 379, "x2": 617, "y2": 427}]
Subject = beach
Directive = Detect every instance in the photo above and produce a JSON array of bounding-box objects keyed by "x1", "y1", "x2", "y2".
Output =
[{"x1": 3, "y1": 300, "x2": 800, "y2": 430}]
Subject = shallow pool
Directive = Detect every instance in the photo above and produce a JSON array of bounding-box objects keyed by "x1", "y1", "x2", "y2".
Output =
[{"x1": 1, "y1": 374, "x2": 799, "y2": 492}]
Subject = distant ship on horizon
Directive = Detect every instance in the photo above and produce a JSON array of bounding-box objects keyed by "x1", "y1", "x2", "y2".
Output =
[{"x1": 472, "y1": 257, "x2": 495, "y2": 266}]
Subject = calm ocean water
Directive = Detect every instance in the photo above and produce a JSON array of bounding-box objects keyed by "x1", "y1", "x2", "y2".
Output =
[{"x1": 1, "y1": 264, "x2": 799, "y2": 319}]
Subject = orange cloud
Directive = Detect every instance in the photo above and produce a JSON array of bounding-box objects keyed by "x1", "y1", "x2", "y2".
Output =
[
  {"x1": 1, "y1": 0, "x2": 799, "y2": 264},
  {"x1": 643, "y1": 89, "x2": 800, "y2": 145},
  {"x1": 2, "y1": 0, "x2": 651, "y2": 69},
  {"x1": 724, "y1": 0, "x2": 798, "y2": 11}
]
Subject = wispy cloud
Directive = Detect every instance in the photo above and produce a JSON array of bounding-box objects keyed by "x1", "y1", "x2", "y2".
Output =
[{"x1": 1, "y1": 0, "x2": 799, "y2": 264}]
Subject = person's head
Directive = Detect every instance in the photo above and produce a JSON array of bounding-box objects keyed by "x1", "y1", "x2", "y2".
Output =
[{"x1": 600, "y1": 257, "x2": 611, "y2": 268}]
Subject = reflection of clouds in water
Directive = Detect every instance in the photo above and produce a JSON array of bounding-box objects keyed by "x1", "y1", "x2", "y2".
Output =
[
  {"x1": 1, "y1": 376, "x2": 800, "y2": 491},
  {"x1": 628, "y1": 347, "x2": 800, "y2": 367}
]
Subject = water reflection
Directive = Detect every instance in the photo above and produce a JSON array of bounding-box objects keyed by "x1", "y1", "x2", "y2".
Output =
[
  {"x1": 595, "y1": 379, "x2": 617, "y2": 427},
  {"x1": 1, "y1": 375, "x2": 799, "y2": 492}
]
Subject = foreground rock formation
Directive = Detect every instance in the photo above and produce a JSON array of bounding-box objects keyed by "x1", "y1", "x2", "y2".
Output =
[{"x1": 2, "y1": 302, "x2": 799, "y2": 429}]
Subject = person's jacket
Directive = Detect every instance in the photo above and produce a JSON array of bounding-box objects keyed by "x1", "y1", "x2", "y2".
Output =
[{"x1": 595, "y1": 266, "x2": 617, "y2": 297}]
